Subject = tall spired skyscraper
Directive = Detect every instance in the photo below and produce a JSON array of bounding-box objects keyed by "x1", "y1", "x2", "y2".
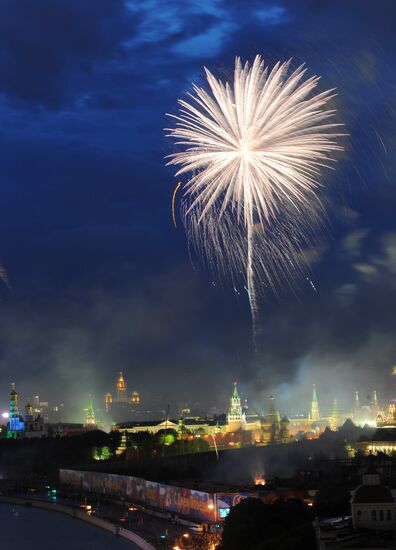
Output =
[
  {"x1": 309, "y1": 385, "x2": 320, "y2": 422},
  {"x1": 116, "y1": 372, "x2": 128, "y2": 403}
]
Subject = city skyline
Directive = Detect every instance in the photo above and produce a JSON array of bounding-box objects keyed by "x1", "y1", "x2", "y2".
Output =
[
  {"x1": 0, "y1": 1, "x2": 394, "y2": 423},
  {"x1": 0, "y1": 373, "x2": 391, "y2": 427}
]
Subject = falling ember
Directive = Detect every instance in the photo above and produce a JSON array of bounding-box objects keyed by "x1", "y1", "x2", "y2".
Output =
[
  {"x1": 171, "y1": 181, "x2": 181, "y2": 228},
  {"x1": 165, "y1": 55, "x2": 344, "y2": 342}
]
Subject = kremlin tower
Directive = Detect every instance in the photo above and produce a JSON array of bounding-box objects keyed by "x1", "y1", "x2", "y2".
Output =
[
  {"x1": 86, "y1": 397, "x2": 96, "y2": 427},
  {"x1": 309, "y1": 385, "x2": 320, "y2": 423},
  {"x1": 227, "y1": 382, "x2": 246, "y2": 431}
]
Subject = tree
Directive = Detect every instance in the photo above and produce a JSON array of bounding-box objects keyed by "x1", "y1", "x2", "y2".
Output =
[
  {"x1": 314, "y1": 485, "x2": 351, "y2": 517},
  {"x1": 219, "y1": 498, "x2": 315, "y2": 550},
  {"x1": 219, "y1": 498, "x2": 266, "y2": 550}
]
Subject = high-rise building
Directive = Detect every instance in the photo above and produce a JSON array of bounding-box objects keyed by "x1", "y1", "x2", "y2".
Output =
[
  {"x1": 130, "y1": 391, "x2": 140, "y2": 405},
  {"x1": 33, "y1": 395, "x2": 40, "y2": 414},
  {"x1": 105, "y1": 392, "x2": 112, "y2": 413},
  {"x1": 309, "y1": 385, "x2": 320, "y2": 423},
  {"x1": 116, "y1": 372, "x2": 128, "y2": 403},
  {"x1": 227, "y1": 382, "x2": 245, "y2": 431}
]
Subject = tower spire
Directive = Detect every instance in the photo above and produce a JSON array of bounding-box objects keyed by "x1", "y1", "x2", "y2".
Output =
[
  {"x1": 86, "y1": 396, "x2": 96, "y2": 426},
  {"x1": 8, "y1": 384, "x2": 24, "y2": 438},
  {"x1": 227, "y1": 381, "x2": 245, "y2": 430},
  {"x1": 310, "y1": 384, "x2": 320, "y2": 422},
  {"x1": 116, "y1": 371, "x2": 128, "y2": 403}
]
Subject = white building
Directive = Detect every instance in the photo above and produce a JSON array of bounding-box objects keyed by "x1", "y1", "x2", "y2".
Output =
[{"x1": 351, "y1": 467, "x2": 394, "y2": 530}]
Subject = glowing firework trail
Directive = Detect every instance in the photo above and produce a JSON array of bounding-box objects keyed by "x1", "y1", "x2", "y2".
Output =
[
  {"x1": 171, "y1": 181, "x2": 181, "y2": 228},
  {"x1": 166, "y1": 55, "x2": 343, "y2": 338}
]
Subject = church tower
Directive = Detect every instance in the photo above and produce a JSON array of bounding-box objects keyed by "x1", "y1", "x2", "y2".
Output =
[
  {"x1": 227, "y1": 382, "x2": 245, "y2": 431},
  {"x1": 116, "y1": 372, "x2": 128, "y2": 403},
  {"x1": 24, "y1": 403, "x2": 33, "y2": 423},
  {"x1": 8, "y1": 384, "x2": 24, "y2": 438},
  {"x1": 309, "y1": 385, "x2": 320, "y2": 423}
]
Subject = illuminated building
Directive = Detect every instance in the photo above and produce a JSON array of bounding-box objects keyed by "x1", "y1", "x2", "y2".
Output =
[
  {"x1": 24, "y1": 402, "x2": 33, "y2": 422},
  {"x1": 351, "y1": 466, "x2": 394, "y2": 530},
  {"x1": 261, "y1": 395, "x2": 290, "y2": 445},
  {"x1": 113, "y1": 384, "x2": 290, "y2": 450},
  {"x1": 104, "y1": 393, "x2": 112, "y2": 413},
  {"x1": 309, "y1": 385, "x2": 320, "y2": 423},
  {"x1": 5, "y1": 385, "x2": 48, "y2": 439},
  {"x1": 24, "y1": 402, "x2": 47, "y2": 438},
  {"x1": 288, "y1": 385, "x2": 328, "y2": 437},
  {"x1": 130, "y1": 391, "x2": 140, "y2": 405},
  {"x1": 104, "y1": 373, "x2": 140, "y2": 421},
  {"x1": 267, "y1": 395, "x2": 280, "y2": 442},
  {"x1": 7, "y1": 384, "x2": 24, "y2": 438},
  {"x1": 227, "y1": 382, "x2": 246, "y2": 431},
  {"x1": 357, "y1": 428, "x2": 396, "y2": 455},
  {"x1": 279, "y1": 416, "x2": 290, "y2": 444},
  {"x1": 377, "y1": 400, "x2": 396, "y2": 428},
  {"x1": 31, "y1": 396, "x2": 49, "y2": 422},
  {"x1": 33, "y1": 395, "x2": 40, "y2": 413},
  {"x1": 116, "y1": 371, "x2": 128, "y2": 403},
  {"x1": 86, "y1": 397, "x2": 96, "y2": 427}
]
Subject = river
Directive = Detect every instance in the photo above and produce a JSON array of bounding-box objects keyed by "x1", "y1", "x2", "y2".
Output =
[{"x1": 0, "y1": 502, "x2": 140, "y2": 550}]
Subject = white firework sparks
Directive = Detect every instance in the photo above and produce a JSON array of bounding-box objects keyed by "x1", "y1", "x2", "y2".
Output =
[{"x1": 166, "y1": 55, "x2": 344, "y2": 339}]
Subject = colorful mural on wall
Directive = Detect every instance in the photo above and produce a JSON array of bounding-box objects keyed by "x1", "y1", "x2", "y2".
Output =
[{"x1": 60, "y1": 469, "x2": 256, "y2": 522}]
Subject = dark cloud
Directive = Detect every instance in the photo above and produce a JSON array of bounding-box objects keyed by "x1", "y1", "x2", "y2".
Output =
[{"x1": 0, "y1": 0, "x2": 135, "y2": 108}]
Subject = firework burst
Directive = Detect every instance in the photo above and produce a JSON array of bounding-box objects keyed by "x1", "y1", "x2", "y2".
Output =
[{"x1": 166, "y1": 55, "x2": 344, "y2": 340}]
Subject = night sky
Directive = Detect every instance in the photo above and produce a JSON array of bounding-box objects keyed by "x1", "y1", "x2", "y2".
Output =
[{"x1": 0, "y1": 0, "x2": 395, "y2": 421}]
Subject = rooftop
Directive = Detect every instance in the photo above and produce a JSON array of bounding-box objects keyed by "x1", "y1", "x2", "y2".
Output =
[{"x1": 353, "y1": 484, "x2": 394, "y2": 504}]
